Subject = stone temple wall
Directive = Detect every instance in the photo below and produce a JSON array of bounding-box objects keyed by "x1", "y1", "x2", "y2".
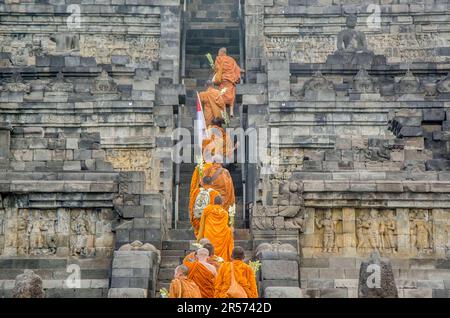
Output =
[
  {"x1": 0, "y1": 0, "x2": 182, "y2": 297},
  {"x1": 243, "y1": 0, "x2": 450, "y2": 297}
]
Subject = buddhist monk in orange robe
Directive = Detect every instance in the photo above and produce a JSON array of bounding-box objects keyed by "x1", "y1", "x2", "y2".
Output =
[
  {"x1": 185, "y1": 248, "x2": 217, "y2": 298},
  {"x1": 199, "y1": 80, "x2": 226, "y2": 126},
  {"x1": 214, "y1": 47, "x2": 241, "y2": 117},
  {"x1": 202, "y1": 118, "x2": 236, "y2": 164},
  {"x1": 214, "y1": 246, "x2": 258, "y2": 298},
  {"x1": 202, "y1": 156, "x2": 235, "y2": 212},
  {"x1": 204, "y1": 242, "x2": 223, "y2": 271},
  {"x1": 182, "y1": 238, "x2": 211, "y2": 268},
  {"x1": 189, "y1": 177, "x2": 221, "y2": 239},
  {"x1": 169, "y1": 265, "x2": 202, "y2": 298},
  {"x1": 183, "y1": 242, "x2": 223, "y2": 273},
  {"x1": 189, "y1": 162, "x2": 213, "y2": 197},
  {"x1": 198, "y1": 196, "x2": 234, "y2": 262}
]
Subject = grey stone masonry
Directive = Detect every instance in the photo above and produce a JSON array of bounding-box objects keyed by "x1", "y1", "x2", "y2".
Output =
[
  {"x1": 255, "y1": 243, "x2": 300, "y2": 298},
  {"x1": 110, "y1": 249, "x2": 160, "y2": 298}
]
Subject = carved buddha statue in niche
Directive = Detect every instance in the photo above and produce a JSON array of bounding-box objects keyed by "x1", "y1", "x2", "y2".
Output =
[{"x1": 337, "y1": 14, "x2": 370, "y2": 53}]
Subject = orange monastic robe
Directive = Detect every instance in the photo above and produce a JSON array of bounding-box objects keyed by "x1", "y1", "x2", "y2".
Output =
[
  {"x1": 169, "y1": 277, "x2": 202, "y2": 298},
  {"x1": 186, "y1": 261, "x2": 216, "y2": 298},
  {"x1": 214, "y1": 260, "x2": 258, "y2": 298},
  {"x1": 198, "y1": 204, "x2": 234, "y2": 262},
  {"x1": 202, "y1": 125, "x2": 234, "y2": 163},
  {"x1": 199, "y1": 87, "x2": 226, "y2": 126},
  {"x1": 189, "y1": 162, "x2": 213, "y2": 196},
  {"x1": 214, "y1": 55, "x2": 241, "y2": 108},
  {"x1": 203, "y1": 163, "x2": 235, "y2": 211},
  {"x1": 183, "y1": 252, "x2": 222, "y2": 271},
  {"x1": 189, "y1": 187, "x2": 220, "y2": 238}
]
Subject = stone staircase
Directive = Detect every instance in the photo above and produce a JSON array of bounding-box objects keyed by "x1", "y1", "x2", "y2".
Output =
[{"x1": 155, "y1": 0, "x2": 248, "y2": 296}]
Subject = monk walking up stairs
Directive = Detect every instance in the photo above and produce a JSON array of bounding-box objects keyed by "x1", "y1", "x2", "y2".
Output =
[
  {"x1": 202, "y1": 154, "x2": 236, "y2": 216},
  {"x1": 185, "y1": 248, "x2": 217, "y2": 298},
  {"x1": 182, "y1": 238, "x2": 211, "y2": 266},
  {"x1": 169, "y1": 265, "x2": 202, "y2": 298},
  {"x1": 213, "y1": 47, "x2": 241, "y2": 118},
  {"x1": 215, "y1": 247, "x2": 258, "y2": 298},
  {"x1": 189, "y1": 177, "x2": 220, "y2": 238},
  {"x1": 199, "y1": 80, "x2": 226, "y2": 127},
  {"x1": 198, "y1": 196, "x2": 235, "y2": 262}
]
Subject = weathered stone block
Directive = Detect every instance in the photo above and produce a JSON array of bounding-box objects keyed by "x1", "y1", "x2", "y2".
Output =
[
  {"x1": 108, "y1": 288, "x2": 147, "y2": 298},
  {"x1": 264, "y1": 287, "x2": 303, "y2": 298},
  {"x1": 261, "y1": 260, "x2": 298, "y2": 280}
]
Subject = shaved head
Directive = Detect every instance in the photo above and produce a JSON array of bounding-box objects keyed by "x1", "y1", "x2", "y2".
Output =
[
  {"x1": 219, "y1": 47, "x2": 227, "y2": 55},
  {"x1": 175, "y1": 265, "x2": 189, "y2": 278},
  {"x1": 197, "y1": 247, "x2": 209, "y2": 260},
  {"x1": 199, "y1": 238, "x2": 211, "y2": 246}
]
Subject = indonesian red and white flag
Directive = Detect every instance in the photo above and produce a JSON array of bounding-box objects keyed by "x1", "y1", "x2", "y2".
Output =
[{"x1": 196, "y1": 91, "x2": 207, "y2": 147}]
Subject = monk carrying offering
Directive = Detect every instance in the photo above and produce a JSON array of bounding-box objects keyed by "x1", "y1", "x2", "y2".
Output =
[
  {"x1": 202, "y1": 155, "x2": 235, "y2": 214},
  {"x1": 169, "y1": 265, "x2": 202, "y2": 298},
  {"x1": 189, "y1": 177, "x2": 220, "y2": 239},
  {"x1": 214, "y1": 47, "x2": 241, "y2": 117},
  {"x1": 197, "y1": 196, "x2": 234, "y2": 262},
  {"x1": 214, "y1": 246, "x2": 258, "y2": 298}
]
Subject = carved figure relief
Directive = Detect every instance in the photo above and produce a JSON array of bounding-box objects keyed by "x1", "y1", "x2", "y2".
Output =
[
  {"x1": 315, "y1": 210, "x2": 338, "y2": 253},
  {"x1": 356, "y1": 209, "x2": 397, "y2": 254},
  {"x1": 410, "y1": 209, "x2": 433, "y2": 254},
  {"x1": 0, "y1": 207, "x2": 113, "y2": 257},
  {"x1": 106, "y1": 149, "x2": 153, "y2": 191}
]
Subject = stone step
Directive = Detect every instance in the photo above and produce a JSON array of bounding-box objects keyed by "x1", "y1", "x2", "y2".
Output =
[
  {"x1": 162, "y1": 239, "x2": 252, "y2": 251},
  {"x1": 161, "y1": 249, "x2": 187, "y2": 257},
  {"x1": 160, "y1": 255, "x2": 184, "y2": 268},
  {"x1": 188, "y1": 22, "x2": 240, "y2": 31},
  {"x1": 166, "y1": 227, "x2": 250, "y2": 241}
]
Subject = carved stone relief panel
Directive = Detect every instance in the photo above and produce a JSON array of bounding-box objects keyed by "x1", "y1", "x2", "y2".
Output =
[
  {"x1": 355, "y1": 209, "x2": 397, "y2": 255},
  {"x1": 79, "y1": 35, "x2": 159, "y2": 66},
  {"x1": 263, "y1": 32, "x2": 447, "y2": 65},
  {"x1": 106, "y1": 149, "x2": 154, "y2": 192},
  {"x1": 0, "y1": 34, "x2": 160, "y2": 67},
  {"x1": 0, "y1": 208, "x2": 114, "y2": 258},
  {"x1": 300, "y1": 208, "x2": 448, "y2": 258}
]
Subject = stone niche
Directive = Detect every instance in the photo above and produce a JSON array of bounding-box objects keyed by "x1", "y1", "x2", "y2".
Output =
[
  {"x1": 0, "y1": 205, "x2": 114, "y2": 258},
  {"x1": 301, "y1": 208, "x2": 450, "y2": 259}
]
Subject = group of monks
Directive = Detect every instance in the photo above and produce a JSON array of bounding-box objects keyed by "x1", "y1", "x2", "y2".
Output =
[{"x1": 168, "y1": 48, "x2": 258, "y2": 298}]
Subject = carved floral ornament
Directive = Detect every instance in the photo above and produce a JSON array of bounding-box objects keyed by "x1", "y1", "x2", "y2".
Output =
[
  {"x1": 2, "y1": 72, "x2": 30, "y2": 93},
  {"x1": 352, "y1": 68, "x2": 378, "y2": 93},
  {"x1": 301, "y1": 71, "x2": 335, "y2": 96},
  {"x1": 45, "y1": 71, "x2": 73, "y2": 92},
  {"x1": 91, "y1": 70, "x2": 117, "y2": 94}
]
